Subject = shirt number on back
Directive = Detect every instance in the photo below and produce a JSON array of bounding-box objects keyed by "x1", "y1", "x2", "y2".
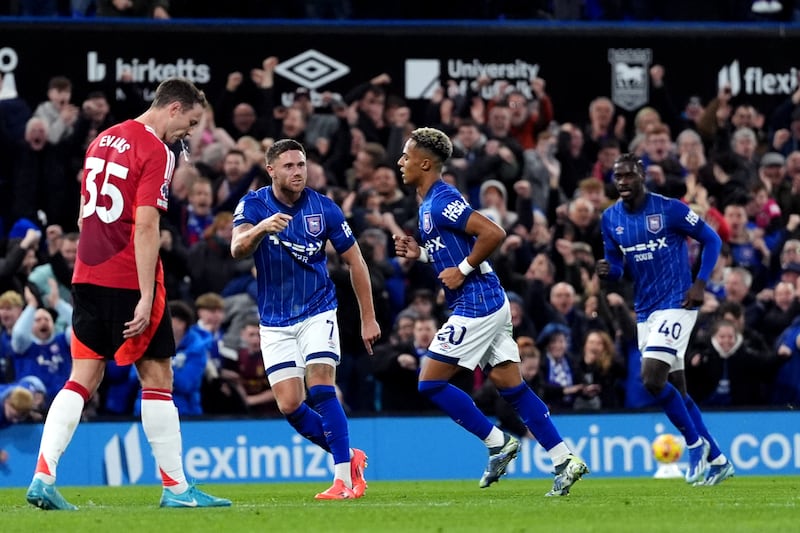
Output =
[{"x1": 82, "y1": 156, "x2": 129, "y2": 224}]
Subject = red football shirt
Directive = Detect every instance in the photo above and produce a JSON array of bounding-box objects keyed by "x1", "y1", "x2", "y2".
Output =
[{"x1": 72, "y1": 120, "x2": 175, "y2": 289}]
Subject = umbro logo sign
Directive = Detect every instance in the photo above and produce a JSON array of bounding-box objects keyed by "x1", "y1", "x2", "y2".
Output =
[{"x1": 275, "y1": 50, "x2": 350, "y2": 90}]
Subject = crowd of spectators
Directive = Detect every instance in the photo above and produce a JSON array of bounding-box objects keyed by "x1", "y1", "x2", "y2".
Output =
[
  {"x1": 2, "y1": 26, "x2": 800, "y2": 428},
  {"x1": 1, "y1": 1, "x2": 799, "y2": 22}
]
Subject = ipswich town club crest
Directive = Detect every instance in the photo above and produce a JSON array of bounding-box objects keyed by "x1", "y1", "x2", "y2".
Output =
[
  {"x1": 422, "y1": 211, "x2": 432, "y2": 233},
  {"x1": 304, "y1": 214, "x2": 324, "y2": 236},
  {"x1": 608, "y1": 48, "x2": 652, "y2": 111},
  {"x1": 646, "y1": 214, "x2": 663, "y2": 234}
]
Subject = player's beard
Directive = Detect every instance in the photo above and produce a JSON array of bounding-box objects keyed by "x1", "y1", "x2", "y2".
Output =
[{"x1": 277, "y1": 174, "x2": 306, "y2": 201}]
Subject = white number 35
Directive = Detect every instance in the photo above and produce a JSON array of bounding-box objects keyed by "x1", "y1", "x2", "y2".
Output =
[{"x1": 82, "y1": 156, "x2": 128, "y2": 224}]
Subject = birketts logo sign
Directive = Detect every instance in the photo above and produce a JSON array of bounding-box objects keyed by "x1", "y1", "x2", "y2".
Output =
[
  {"x1": 608, "y1": 48, "x2": 652, "y2": 111},
  {"x1": 717, "y1": 60, "x2": 799, "y2": 96},
  {"x1": 274, "y1": 50, "x2": 350, "y2": 90},
  {"x1": 86, "y1": 52, "x2": 211, "y2": 85}
]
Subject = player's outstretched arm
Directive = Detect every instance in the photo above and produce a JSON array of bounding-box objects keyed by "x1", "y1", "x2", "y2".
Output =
[
  {"x1": 340, "y1": 243, "x2": 381, "y2": 355},
  {"x1": 230, "y1": 213, "x2": 292, "y2": 259}
]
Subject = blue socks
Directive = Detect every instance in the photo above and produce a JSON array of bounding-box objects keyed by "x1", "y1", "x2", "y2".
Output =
[
  {"x1": 652, "y1": 382, "x2": 700, "y2": 445},
  {"x1": 419, "y1": 380, "x2": 494, "y2": 439},
  {"x1": 498, "y1": 382, "x2": 562, "y2": 450},
  {"x1": 684, "y1": 395, "x2": 722, "y2": 460},
  {"x1": 308, "y1": 385, "x2": 350, "y2": 465},
  {"x1": 285, "y1": 402, "x2": 331, "y2": 453}
]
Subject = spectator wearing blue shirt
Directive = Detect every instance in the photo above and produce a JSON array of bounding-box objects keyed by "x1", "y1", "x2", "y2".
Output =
[
  {"x1": 10, "y1": 287, "x2": 72, "y2": 403},
  {"x1": 144, "y1": 301, "x2": 207, "y2": 417}
]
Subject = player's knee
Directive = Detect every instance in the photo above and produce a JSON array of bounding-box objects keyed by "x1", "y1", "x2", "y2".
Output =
[
  {"x1": 276, "y1": 397, "x2": 304, "y2": 414},
  {"x1": 642, "y1": 375, "x2": 666, "y2": 397},
  {"x1": 418, "y1": 380, "x2": 447, "y2": 398}
]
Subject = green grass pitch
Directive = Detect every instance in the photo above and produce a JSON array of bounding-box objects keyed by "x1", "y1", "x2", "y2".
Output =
[{"x1": 1, "y1": 477, "x2": 799, "y2": 533}]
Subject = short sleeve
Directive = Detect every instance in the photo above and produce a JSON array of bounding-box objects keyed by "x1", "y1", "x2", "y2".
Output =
[
  {"x1": 430, "y1": 189, "x2": 474, "y2": 231},
  {"x1": 324, "y1": 199, "x2": 356, "y2": 254}
]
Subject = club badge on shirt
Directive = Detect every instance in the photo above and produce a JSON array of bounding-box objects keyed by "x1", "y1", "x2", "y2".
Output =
[
  {"x1": 422, "y1": 211, "x2": 432, "y2": 233},
  {"x1": 646, "y1": 214, "x2": 663, "y2": 234},
  {"x1": 304, "y1": 214, "x2": 324, "y2": 237}
]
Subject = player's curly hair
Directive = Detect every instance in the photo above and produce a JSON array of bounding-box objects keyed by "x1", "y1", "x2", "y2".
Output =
[
  {"x1": 409, "y1": 127, "x2": 453, "y2": 166},
  {"x1": 615, "y1": 152, "x2": 645, "y2": 175}
]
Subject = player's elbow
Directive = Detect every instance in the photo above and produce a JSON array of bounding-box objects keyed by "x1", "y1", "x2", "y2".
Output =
[
  {"x1": 230, "y1": 242, "x2": 247, "y2": 260},
  {"x1": 489, "y1": 224, "x2": 506, "y2": 248}
]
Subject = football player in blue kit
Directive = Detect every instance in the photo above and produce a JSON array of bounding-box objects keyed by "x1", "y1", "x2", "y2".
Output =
[
  {"x1": 596, "y1": 153, "x2": 734, "y2": 486},
  {"x1": 393, "y1": 127, "x2": 588, "y2": 496},
  {"x1": 231, "y1": 139, "x2": 380, "y2": 500}
]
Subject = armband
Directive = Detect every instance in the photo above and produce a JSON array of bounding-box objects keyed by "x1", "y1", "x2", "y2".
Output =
[
  {"x1": 458, "y1": 258, "x2": 475, "y2": 276},
  {"x1": 417, "y1": 247, "x2": 430, "y2": 263}
]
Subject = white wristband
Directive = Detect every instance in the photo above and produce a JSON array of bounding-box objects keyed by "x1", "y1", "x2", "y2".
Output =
[
  {"x1": 458, "y1": 258, "x2": 475, "y2": 276},
  {"x1": 417, "y1": 247, "x2": 430, "y2": 263}
]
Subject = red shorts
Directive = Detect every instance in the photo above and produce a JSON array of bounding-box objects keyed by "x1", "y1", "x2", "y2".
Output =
[{"x1": 71, "y1": 282, "x2": 174, "y2": 366}]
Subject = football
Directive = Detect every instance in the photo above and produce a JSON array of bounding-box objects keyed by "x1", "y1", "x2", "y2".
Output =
[{"x1": 652, "y1": 434, "x2": 684, "y2": 463}]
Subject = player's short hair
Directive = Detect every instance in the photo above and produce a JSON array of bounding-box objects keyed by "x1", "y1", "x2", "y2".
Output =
[
  {"x1": 614, "y1": 153, "x2": 645, "y2": 175},
  {"x1": 0, "y1": 290, "x2": 23, "y2": 309},
  {"x1": 151, "y1": 77, "x2": 207, "y2": 112},
  {"x1": 409, "y1": 127, "x2": 453, "y2": 166},
  {"x1": 266, "y1": 138, "x2": 306, "y2": 165}
]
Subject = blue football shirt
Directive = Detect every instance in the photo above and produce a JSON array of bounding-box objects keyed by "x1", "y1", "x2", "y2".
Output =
[
  {"x1": 233, "y1": 186, "x2": 356, "y2": 327},
  {"x1": 419, "y1": 180, "x2": 507, "y2": 318},
  {"x1": 601, "y1": 193, "x2": 710, "y2": 321}
]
